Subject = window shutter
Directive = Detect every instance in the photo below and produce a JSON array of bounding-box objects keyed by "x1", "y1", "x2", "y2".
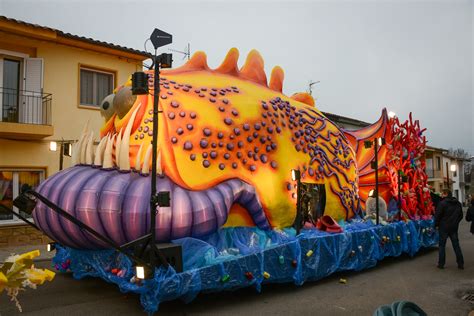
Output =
[
  {"x1": 22, "y1": 58, "x2": 44, "y2": 124},
  {"x1": 24, "y1": 58, "x2": 43, "y2": 92}
]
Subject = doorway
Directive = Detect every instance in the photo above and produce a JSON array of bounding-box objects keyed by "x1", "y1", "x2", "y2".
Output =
[
  {"x1": 2, "y1": 58, "x2": 21, "y2": 122},
  {"x1": 300, "y1": 182, "x2": 326, "y2": 223}
]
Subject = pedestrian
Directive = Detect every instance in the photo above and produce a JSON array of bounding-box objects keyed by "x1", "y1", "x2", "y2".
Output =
[
  {"x1": 466, "y1": 195, "x2": 474, "y2": 235},
  {"x1": 434, "y1": 189, "x2": 464, "y2": 269},
  {"x1": 430, "y1": 188, "x2": 441, "y2": 209}
]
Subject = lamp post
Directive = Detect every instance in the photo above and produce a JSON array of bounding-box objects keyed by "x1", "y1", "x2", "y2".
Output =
[
  {"x1": 447, "y1": 163, "x2": 456, "y2": 190},
  {"x1": 398, "y1": 170, "x2": 402, "y2": 220},
  {"x1": 397, "y1": 170, "x2": 408, "y2": 221},
  {"x1": 130, "y1": 28, "x2": 174, "y2": 278},
  {"x1": 291, "y1": 169, "x2": 302, "y2": 234},
  {"x1": 387, "y1": 111, "x2": 404, "y2": 220},
  {"x1": 49, "y1": 140, "x2": 73, "y2": 170}
]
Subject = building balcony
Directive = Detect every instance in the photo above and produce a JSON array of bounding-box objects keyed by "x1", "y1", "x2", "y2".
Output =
[
  {"x1": 426, "y1": 169, "x2": 442, "y2": 179},
  {"x1": 0, "y1": 88, "x2": 53, "y2": 139}
]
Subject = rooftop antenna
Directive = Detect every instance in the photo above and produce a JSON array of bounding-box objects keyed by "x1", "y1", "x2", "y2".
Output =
[
  {"x1": 169, "y1": 43, "x2": 191, "y2": 60},
  {"x1": 308, "y1": 80, "x2": 320, "y2": 96}
]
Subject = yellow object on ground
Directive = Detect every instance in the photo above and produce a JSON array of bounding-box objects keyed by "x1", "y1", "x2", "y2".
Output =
[{"x1": 0, "y1": 250, "x2": 56, "y2": 312}]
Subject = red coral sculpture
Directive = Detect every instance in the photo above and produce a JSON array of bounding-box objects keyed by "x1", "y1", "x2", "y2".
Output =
[{"x1": 385, "y1": 113, "x2": 433, "y2": 219}]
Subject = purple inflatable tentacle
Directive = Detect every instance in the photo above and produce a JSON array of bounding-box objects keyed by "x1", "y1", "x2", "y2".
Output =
[
  {"x1": 33, "y1": 167, "x2": 77, "y2": 240},
  {"x1": 122, "y1": 174, "x2": 150, "y2": 242},
  {"x1": 189, "y1": 191, "x2": 217, "y2": 238},
  {"x1": 237, "y1": 183, "x2": 270, "y2": 228},
  {"x1": 170, "y1": 186, "x2": 192, "y2": 239},
  {"x1": 225, "y1": 179, "x2": 245, "y2": 201},
  {"x1": 155, "y1": 176, "x2": 173, "y2": 241},
  {"x1": 42, "y1": 167, "x2": 85, "y2": 248},
  {"x1": 236, "y1": 183, "x2": 254, "y2": 205},
  {"x1": 206, "y1": 188, "x2": 228, "y2": 227},
  {"x1": 76, "y1": 170, "x2": 116, "y2": 248},
  {"x1": 215, "y1": 183, "x2": 234, "y2": 211},
  {"x1": 58, "y1": 167, "x2": 100, "y2": 248},
  {"x1": 98, "y1": 172, "x2": 131, "y2": 245},
  {"x1": 244, "y1": 198, "x2": 270, "y2": 229},
  {"x1": 33, "y1": 165, "x2": 274, "y2": 248},
  {"x1": 223, "y1": 180, "x2": 271, "y2": 230}
]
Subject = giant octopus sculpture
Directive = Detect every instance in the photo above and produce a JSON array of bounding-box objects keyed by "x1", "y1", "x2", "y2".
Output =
[{"x1": 31, "y1": 48, "x2": 432, "y2": 249}]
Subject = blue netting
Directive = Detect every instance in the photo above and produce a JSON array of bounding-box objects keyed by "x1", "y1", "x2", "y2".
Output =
[{"x1": 52, "y1": 219, "x2": 438, "y2": 314}]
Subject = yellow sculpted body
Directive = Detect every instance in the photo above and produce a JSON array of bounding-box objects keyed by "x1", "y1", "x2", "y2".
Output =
[{"x1": 100, "y1": 48, "x2": 359, "y2": 230}]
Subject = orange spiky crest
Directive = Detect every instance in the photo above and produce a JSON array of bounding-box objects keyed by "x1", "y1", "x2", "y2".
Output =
[
  {"x1": 291, "y1": 93, "x2": 315, "y2": 106},
  {"x1": 165, "y1": 51, "x2": 209, "y2": 74},
  {"x1": 269, "y1": 66, "x2": 284, "y2": 92},
  {"x1": 162, "y1": 48, "x2": 287, "y2": 92},
  {"x1": 215, "y1": 47, "x2": 239, "y2": 75},
  {"x1": 239, "y1": 49, "x2": 267, "y2": 86}
]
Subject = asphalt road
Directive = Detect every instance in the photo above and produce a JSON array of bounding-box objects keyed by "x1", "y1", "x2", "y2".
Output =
[{"x1": 1, "y1": 221, "x2": 473, "y2": 316}]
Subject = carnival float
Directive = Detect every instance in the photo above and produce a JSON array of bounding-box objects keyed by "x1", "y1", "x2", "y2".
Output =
[{"x1": 7, "y1": 47, "x2": 437, "y2": 313}]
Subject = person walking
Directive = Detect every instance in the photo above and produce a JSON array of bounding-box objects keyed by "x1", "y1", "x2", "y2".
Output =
[
  {"x1": 430, "y1": 188, "x2": 441, "y2": 209},
  {"x1": 434, "y1": 189, "x2": 464, "y2": 269},
  {"x1": 466, "y1": 196, "x2": 474, "y2": 235}
]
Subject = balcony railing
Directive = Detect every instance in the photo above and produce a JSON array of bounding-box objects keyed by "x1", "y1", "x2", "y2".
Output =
[
  {"x1": 1, "y1": 87, "x2": 52, "y2": 125},
  {"x1": 426, "y1": 169, "x2": 443, "y2": 179}
]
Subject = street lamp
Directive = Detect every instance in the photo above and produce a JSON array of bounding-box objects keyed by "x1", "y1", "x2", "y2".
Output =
[
  {"x1": 49, "y1": 141, "x2": 57, "y2": 152},
  {"x1": 450, "y1": 164, "x2": 457, "y2": 172},
  {"x1": 49, "y1": 140, "x2": 73, "y2": 170},
  {"x1": 364, "y1": 137, "x2": 385, "y2": 225},
  {"x1": 447, "y1": 163, "x2": 457, "y2": 190}
]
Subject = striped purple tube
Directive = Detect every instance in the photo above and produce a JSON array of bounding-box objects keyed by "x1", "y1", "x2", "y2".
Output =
[{"x1": 32, "y1": 166, "x2": 271, "y2": 249}]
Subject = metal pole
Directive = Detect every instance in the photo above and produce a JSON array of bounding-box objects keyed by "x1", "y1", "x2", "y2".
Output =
[
  {"x1": 398, "y1": 170, "x2": 402, "y2": 221},
  {"x1": 25, "y1": 190, "x2": 150, "y2": 266},
  {"x1": 295, "y1": 178, "x2": 302, "y2": 234},
  {"x1": 59, "y1": 142, "x2": 64, "y2": 171},
  {"x1": 374, "y1": 139, "x2": 379, "y2": 225},
  {"x1": 150, "y1": 52, "x2": 160, "y2": 265}
]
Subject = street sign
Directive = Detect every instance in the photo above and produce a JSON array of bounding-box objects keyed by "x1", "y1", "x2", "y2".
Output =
[{"x1": 150, "y1": 29, "x2": 173, "y2": 49}]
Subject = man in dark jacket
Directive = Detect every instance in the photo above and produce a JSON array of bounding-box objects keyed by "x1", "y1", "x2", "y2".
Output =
[
  {"x1": 430, "y1": 188, "x2": 441, "y2": 209},
  {"x1": 434, "y1": 189, "x2": 464, "y2": 269}
]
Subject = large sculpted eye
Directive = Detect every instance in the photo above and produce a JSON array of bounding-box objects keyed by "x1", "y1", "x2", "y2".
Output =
[
  {"x1": 113, "y1": 86, "x2": 137, "y2": 118},
  {"x1": 100, "y1": 94, "x2": 115, "y2": 121}
]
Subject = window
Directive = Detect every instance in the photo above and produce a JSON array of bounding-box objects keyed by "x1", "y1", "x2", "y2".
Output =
[
  {"x1": 436, "y1": 157, "x2": 441, "y2": 170},
  {"x1": 2, "y1": 59, "x2": 21, "y2": 122},
  {"x1": 0, "y1": 169, "x2": 44, "y2": 223},
  {"x1": 79, "y1": 66, "x2": 114, "y2": 107},
  {"x1": 1, "y1": 50, "x2": 45, "y2": 124}
]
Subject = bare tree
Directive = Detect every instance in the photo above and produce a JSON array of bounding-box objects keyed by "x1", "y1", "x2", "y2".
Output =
[{"x1": 448, "y1": 147, "x2": 470, "y2": 159}]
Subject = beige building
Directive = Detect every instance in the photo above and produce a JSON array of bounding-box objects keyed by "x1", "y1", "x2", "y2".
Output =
[
  {"x1": 0, "y1": 16, "x2": 149, "y2": 246},
  {"x1": 424, "y1": 146, "x2": 468, "y2": 203},
  {"x1": 424, "y1": 146, "x2": 447, "y2": 193}
]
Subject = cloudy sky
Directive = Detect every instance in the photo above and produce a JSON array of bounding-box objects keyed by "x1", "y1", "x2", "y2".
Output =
[{"x1": 1, "y1": 0, "x2": 472, "y2": 154}]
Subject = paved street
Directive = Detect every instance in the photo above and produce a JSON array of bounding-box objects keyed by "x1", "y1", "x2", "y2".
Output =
[{"x1": 1, "y1": 220, "x2": 473, "y2": 316}]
